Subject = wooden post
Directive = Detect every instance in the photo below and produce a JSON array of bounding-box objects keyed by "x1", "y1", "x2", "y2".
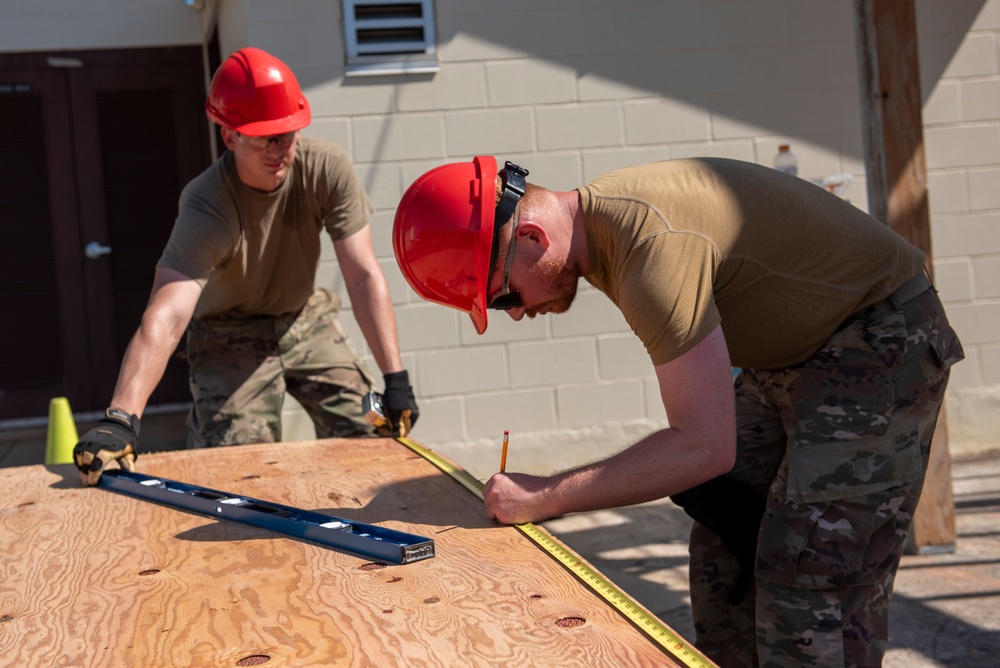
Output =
[{"x1": 854, "y1": 0, "x2": 956, "y2": 553}]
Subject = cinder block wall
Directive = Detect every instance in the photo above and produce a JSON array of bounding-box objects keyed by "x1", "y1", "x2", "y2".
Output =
[
  {"x1": 0, "y1": 0, "x2": 207, "y2": 50},
  {"x1": 920, "y1": 0, "x2": 1000, "y2": 456},
  {"x1": 231, "y1": 0, "x2": 1000, "y2": 476},
  {"x1": 8, "y1": 1, "x2": 992, "y2": 471}
]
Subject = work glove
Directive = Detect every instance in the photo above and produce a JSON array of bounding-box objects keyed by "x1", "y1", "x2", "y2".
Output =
[
  {"x1": 382, "y1": 370, "x2": 419, "y2": 438},
  {"x1": 73, "y1": 408, "x2": 140, "y2": 486}
]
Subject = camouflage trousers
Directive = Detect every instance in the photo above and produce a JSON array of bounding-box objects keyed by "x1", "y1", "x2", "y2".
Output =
[
  {"x1": 185, "y1": 287, "x2": 376, "y2": 449},
  {"x1": 686, "y1": 284, "x2": 964, "y2": 668}
]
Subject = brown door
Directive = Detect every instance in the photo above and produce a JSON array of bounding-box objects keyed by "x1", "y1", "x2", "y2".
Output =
[{"x1": 0, "y1": 47, "x2": 211, "y2": 421}]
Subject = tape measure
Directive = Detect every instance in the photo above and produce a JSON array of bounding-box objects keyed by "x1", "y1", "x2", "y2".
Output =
[{"x1": 397, "y1": 437, "x2": 715, "y2": 668}]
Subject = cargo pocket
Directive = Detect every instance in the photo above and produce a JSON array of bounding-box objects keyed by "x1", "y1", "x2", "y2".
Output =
[
  {"x1": 758, "y1": 423, "x2": 923, "y2": 588},
  {"x1": 788, "y1": 321, "x2": 896, "y2": 444},
  {"x1": 786, "y1": 422, "x2": 923, "y2": 504},
  {"x1": 930, "y1": 324, "x2": 964, "y2": 370}
]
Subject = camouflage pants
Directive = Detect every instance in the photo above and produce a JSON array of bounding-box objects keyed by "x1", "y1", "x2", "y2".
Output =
[
  {"x1": 185, "y1": 287, "x2": 376, "y2": 449},
  {"x1": 687, "y1": 285, "x2": 964, "y2": 668}
]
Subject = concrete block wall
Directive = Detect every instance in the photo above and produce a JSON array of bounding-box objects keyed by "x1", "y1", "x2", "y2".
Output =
[
  {"x1": 0, "y1": 0, "x2": 207, "y2": 51},
  {"x1": 7, "y1": 0, "x2": 993, "y2": 468},
  {"x1": 921, "y1": 0, "x2": 1000, "y2": 455},
  {"x1": 252, "y1": 0, "x2": 1000, "y2": 473}
]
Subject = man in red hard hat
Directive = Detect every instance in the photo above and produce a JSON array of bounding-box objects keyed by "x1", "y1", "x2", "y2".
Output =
[
  {"x1": 74, "y1": 48, "x2": 417, "y2": 484},
  {"x1": 392, "y1": 156, "x2": 964, "y2": 667}
]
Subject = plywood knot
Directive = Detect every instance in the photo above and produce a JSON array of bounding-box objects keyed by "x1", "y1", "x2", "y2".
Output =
[
  {"x1": 555, "y1": 617, "x2": 586, "y2": 628},
  {"x1": 235, "y1": 654, "x2": 270, "y2": 666}
]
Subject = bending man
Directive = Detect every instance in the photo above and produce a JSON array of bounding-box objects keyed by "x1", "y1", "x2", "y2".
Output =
[{"x1": 392, "y1": 156, "x2": 962, "y2": 667}]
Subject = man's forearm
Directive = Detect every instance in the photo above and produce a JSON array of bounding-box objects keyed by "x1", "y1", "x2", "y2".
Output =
[
  {"x1": 545, "y1": 426, "x2": 735, "y2": 516},
  {"x1": 348, "y1": 275, "x2": 403, "y2": 375},
  {"x1": 109, "y1": 323, "x2": 183, "y2": 418},
  {"x1": 110, "y1": 267, "x2": 201, "y2": 416}
]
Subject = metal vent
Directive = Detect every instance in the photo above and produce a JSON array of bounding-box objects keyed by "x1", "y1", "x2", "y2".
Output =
[{"x1": 343, "y1": 0, "x2": 438, "y2": 76}]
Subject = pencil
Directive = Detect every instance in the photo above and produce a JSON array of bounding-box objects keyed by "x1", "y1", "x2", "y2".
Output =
[{"x1": 500, "y1": 429, "x2": 509, "y2": 473}]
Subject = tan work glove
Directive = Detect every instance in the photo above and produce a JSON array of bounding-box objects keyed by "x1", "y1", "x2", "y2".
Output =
[{"x1": 72, "y1": 408, "x2": 139, "y2": 486}]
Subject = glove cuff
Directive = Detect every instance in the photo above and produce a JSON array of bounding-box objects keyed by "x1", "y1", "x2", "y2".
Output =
[
  {"x1": 105, "y1": 407, "x2": 141, "y2": 437},
  {"x1": 383, "y1": 370, "x2": 410, "y2": 390}
]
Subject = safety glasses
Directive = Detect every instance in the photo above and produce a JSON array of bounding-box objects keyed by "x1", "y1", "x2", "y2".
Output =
[
  {"x1": 486, "y1": 161, "x2": 528, "y2": 311},
  {"x1": 488, "y1": 206, "x2": 522, "y2": 310},
  {"x1": 236, "y1": 130, "x2": 298, "y2": 150}
]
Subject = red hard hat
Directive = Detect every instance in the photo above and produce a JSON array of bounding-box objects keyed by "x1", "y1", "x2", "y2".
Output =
[
  {"x1": 205, "y1": 47, "x2": 311, "y2": 135},
  {"x1": 393, "y1": 157, "x2": 528, "y2": 334},
  {"x1": 394, "y1": 156, "x2": 498, "y2": 334}
]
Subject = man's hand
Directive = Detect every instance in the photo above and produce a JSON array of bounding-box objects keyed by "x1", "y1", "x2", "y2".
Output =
[
  {"x1": 382, "y1": 370, "x2": 419, "y2": 437},
  {"x1": 483, "y1": 472, "x2": 560, "y2": 525},
  {"x1": 73, "y1": 408, "x2": 140, "y2": 486}
]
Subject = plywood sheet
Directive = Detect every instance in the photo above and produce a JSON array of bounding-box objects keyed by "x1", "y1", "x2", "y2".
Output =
[{"x1": 0, "y1": 438, "x2": 692, "y2": 667}]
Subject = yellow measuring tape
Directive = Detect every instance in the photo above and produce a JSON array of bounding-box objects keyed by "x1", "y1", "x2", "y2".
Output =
[{"x1": 397, "y1": 437, "x2": 716, "y2": 668}]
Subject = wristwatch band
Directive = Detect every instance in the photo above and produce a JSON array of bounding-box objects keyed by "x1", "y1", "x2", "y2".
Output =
[{"x1": 106, "y1": 407, "x2": 141, "y2": 436}]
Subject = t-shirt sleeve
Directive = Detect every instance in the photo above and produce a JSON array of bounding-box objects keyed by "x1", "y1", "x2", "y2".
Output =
[
  {"x1": 320, "y1": 149, "x2": 375, "y2": 241},
  {"x1": 156, "y1": 181, "x2": 239, "y2": 284},
  {"x1": 618, "y1": 231, "x2": 722, "y2": 366}
]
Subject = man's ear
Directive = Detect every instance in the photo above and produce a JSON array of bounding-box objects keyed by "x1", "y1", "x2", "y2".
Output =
[
  {"x1": 220, "y1": 127, "x2": 238, "y2": 151},
  {"x1": 516, "y1": 220, "x2": 550, "y2": 250}
]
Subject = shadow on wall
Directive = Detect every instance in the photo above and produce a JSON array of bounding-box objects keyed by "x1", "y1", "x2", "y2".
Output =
[{"x1": 301, "y1": 1, "x2": 985, "y2": 165}]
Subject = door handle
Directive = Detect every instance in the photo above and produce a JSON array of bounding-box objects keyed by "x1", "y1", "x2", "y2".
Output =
[{"x1": 85, "y1": 241, "x2": 112, "y2": 259}]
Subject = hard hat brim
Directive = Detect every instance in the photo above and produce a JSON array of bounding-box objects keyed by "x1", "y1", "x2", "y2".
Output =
[
  {"x1": 232, "y1": 106, "x2": 312, "y2": 136},
  {"x1": 468, "y1": 155, "x2": 496, "y2": 334}
]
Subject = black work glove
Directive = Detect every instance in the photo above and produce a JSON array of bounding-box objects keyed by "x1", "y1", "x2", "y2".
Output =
[
  {"x1": 382, "y1": 370, "x2": 419, "y2": 438},
  {"x1": 73, "y1": 408, "x2": 140, "y2": 486}
]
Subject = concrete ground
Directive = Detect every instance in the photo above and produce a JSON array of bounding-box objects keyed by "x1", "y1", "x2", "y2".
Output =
[
  {"x1": 3, "y1": 413, "x2": 998, "y2": 666},
  {"x1": 544, "y1": 450, "x2": 1000, "y2": 668}
]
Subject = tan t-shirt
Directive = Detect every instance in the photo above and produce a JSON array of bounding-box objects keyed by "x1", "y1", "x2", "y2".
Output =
[
  {"x1": 157, "y1": 136, "x2": 374, "y2": 319},
  {"x1": 580, "y1": 158, "x2": 926, "y2": 369}
]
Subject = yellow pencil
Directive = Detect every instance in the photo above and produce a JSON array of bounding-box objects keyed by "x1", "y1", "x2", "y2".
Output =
[{"x1": 500, "y1": 429, "x2": 509, "y2": 473}]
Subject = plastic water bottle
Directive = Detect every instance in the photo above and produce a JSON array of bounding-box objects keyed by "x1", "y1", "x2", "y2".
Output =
[{"x1": 773, "y1": 144, "x2": 798, "y2": 177}]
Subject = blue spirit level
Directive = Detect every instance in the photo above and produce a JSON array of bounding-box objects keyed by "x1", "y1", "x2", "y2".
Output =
[{"x1": 99, "y1": 469, "x2": 435, "y2": 565}]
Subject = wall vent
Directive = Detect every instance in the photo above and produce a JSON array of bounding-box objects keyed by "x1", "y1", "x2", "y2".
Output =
[{"x1": 343, "y1": 0, "x2": 438, "y2": 76}]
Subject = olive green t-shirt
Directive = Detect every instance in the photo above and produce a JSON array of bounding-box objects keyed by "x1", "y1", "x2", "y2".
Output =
[
  {"x1": 157, "y1": 136, "x2": 374, "y2": 319},
  {"x1": 579, "y1": 158, "x2": 926, "y2": 369}
]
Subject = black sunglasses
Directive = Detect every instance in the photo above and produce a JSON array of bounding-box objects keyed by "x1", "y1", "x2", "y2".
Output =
[
  {"x1": 488, "y1": 206, "x2": 521, "y2": 309},
  {"x1": 487, "y1": 162, "x2": 529, "y2": 311}
]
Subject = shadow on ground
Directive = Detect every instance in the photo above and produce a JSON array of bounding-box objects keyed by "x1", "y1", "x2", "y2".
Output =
[{"x1": 544, "y1": 452, "x2": 1000, "y2": 668}]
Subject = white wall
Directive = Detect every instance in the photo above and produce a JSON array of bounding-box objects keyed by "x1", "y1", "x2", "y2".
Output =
[
  {"x1": 0, "y1": 0, "x2": 209, "y2": 51},
  {"x1": 262, "y1": 0, "x2": 866, "y2": 477},
  {"x1": 263, "y1": 0, "x2": 999, "y2": 476},
  {"x1": 920, "y1": 0, "x2": 1000, "y2": 456},
  {"x1": 2, "y1": 0, "x2": 996, "y2": 477}
]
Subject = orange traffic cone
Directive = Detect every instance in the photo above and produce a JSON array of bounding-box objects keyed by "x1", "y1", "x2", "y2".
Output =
[{"x1": 45, "y1": 397, "x2": 78, "y2": 465}]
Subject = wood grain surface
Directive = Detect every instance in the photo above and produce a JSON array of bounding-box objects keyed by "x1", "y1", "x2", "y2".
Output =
[{"x1": 0, "y1": 438, "x2": 689, "y2": 667}]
